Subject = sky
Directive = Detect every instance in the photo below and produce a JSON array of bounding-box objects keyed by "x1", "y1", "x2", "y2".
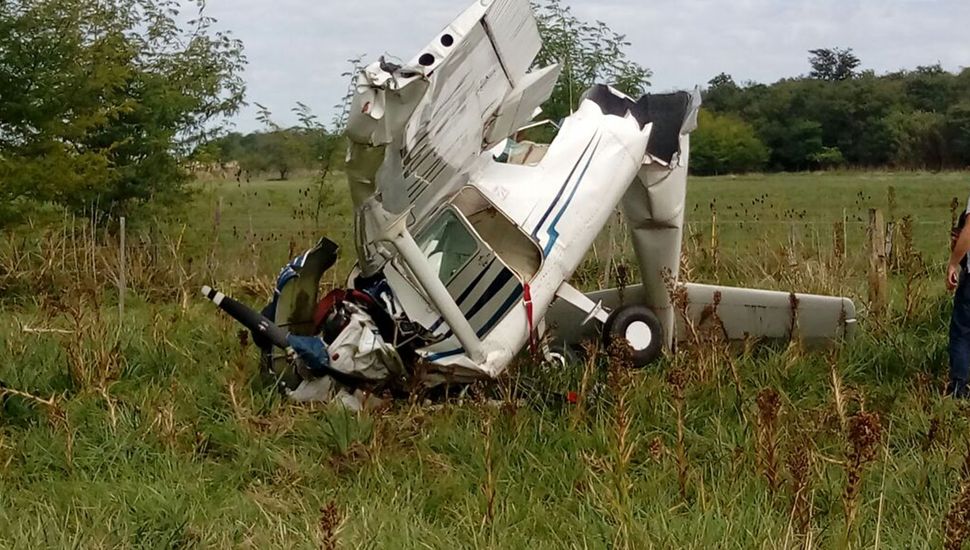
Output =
[{"x1": 190, "y1": 0, "x2": 970, "y2": 133}]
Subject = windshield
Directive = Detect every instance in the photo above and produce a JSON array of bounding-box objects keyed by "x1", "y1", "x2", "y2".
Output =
[{"x1": 416, "y1": 209, "x2": 479, "y2": 284}]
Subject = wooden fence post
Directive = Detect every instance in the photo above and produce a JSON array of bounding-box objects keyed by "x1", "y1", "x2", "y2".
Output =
[
  {"x1": 842, "y1": 208, "x2": 849, "y2": 262},
  {"x1": 118, "y1": 216, "x2": 126, "y2": 321},
  {"x1": 868, "y1": 209, "x2": 888, "y2": 318},
  {"x1": 710, "y1": 202, "x2": 719, "y2": 280},
  {"x1": 787, "y1": 224, "x2": 799, "y2": 267}
]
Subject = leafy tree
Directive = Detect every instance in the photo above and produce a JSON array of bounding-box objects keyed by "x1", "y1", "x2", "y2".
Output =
[
  {"x1": 810, "y1": 147, "x2": 846, "y2": 170},
  {"x1": 947, "y1": 101, "x2": 970, "y2": 167},
  {"x1": 331, "y1": 56, "x2": 366, "y2": 134},
  {"x1": 232, "y1": 129, "x2": 322, "y2": 181},
  {"x1": 246, "y1": 104, "x2": 316, "y2": 180},
  {"x1": 704, "y1": 73, "x2": 745, "y2": 113},
  {"x1": 691, "y1": 110, "x2": 769, "y2": 175},
  {"x1": 731, "y1": 78, "x2": 824, "y2": 169},
  {"x1": 802, "y1": 73, "x2": 895, "y2": 166},
  {"x1": 263, "y1": 132, "x2": 303, "y2": 180},
  {"x1": 189, "y1": 141, "x2": 222, "y2": 166},
  {"x1": 0, "y1": 0, "x2": 245, "y2": 222},
  {"x1": 205, "y1": 103, "x2": 339, "y2": 181},
  {"x1": 697, "y1": 62, "x2": 970, "y2": 170},
  {"x1": 762, "y1": 118, "x2": 826, "y2": 171},
  {"x1": 214, "y1": 133, "x2": 246, "y2": 164},
  {"x1": 887, "y1": 110, "x2": 947, "y2": 170},
  {"x1": 532, "y1": 0, "x2": 651, "y2": 122},
  {"x1": 808, "y1": 48, "x2": 861, "y2": 81},
  {"x1": 902, "y1": 64, "x2": 953, "y2": 114}
]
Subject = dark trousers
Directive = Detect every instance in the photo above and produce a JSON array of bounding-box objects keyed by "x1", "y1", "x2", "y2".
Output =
[{"x1": 949, "y1": 273, "x2": 970, "y2": 397}]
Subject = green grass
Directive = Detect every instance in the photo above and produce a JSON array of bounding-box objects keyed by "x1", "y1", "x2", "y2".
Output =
[
  {"x1": 689, "y1": 171, "x2": 967, "y2": 261},
  {"x1": 1, "y1": 171, "x2": 969, "y2": 548}
]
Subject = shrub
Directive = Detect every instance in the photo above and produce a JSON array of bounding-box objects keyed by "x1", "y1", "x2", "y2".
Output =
[{"x1": 691, "y1": 109, "x2": 770, "y2": 175}]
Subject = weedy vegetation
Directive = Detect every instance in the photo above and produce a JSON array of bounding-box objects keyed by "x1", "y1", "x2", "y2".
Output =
[{"x1": 1, "y1": 171, "x2": 970, "y2": 548}]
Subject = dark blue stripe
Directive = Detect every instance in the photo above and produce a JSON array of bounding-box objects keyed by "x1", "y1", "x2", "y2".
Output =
[
  {"x1": 456, "y1": 259, "x2": 497, "y2": 306},
  {"x1": 426, "y1": 348, "x2": 465, "y2": 361},
  {"x1": 531, "y1": 136, "x2": 597, "y2": 239},
  {"x1": 427, "y1": 285, "x2": 522, "y2": 362},
  {"x1": 425, "y1": 284, "x2": 524, "y2": 362},
  {"x1": 476, "y1": 286, "x2": 523, "y2": 337},
  {"x1": 464, "y1": 268, "x2": 514, "y2": 321},
  {"x1": 427, "y1": 259, "x2": 499, "y2": 334},
  {"x1": 544, "y1": 136, "x2": 601, "y2": 255}
]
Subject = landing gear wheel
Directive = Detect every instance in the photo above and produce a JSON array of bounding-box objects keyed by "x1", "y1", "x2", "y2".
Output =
[
  {"x1": 602, "y1": 305, "x2": 664, "y2": 368},
  {"x1": 542, "y1": 342, "x2": 582, "y2": 368}
]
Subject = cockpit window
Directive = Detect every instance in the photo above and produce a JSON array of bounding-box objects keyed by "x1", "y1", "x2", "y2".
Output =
[
  {"x1": 452, "y1": 186, "x2": 542, "y2": 281},
  {"x1": 416, "y1": 209, "x2": 479, "y2": 284}
]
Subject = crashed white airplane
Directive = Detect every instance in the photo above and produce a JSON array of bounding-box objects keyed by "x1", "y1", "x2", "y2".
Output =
[{"x1": 203, "y1": 0, "x2": 856, "y2": 404}]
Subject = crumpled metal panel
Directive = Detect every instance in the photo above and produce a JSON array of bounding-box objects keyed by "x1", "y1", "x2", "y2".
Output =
[
  {"x1": 345, "y1": 0, "x2": 556, "y2": 233},
  {"x1": 482, "y1": 0, "x2": 543, "y2": 86},
  {"x1": 483, "y1": 64, "x2": 562, "y2": 147}
]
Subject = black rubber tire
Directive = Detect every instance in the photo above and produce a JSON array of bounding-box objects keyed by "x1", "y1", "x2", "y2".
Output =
[{"x1": 602, "y1": 305, "x2": 664, "y2": 368}]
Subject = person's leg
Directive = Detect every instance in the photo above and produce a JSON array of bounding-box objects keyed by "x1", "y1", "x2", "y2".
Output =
[{"x1": 949, "y1": 274, "x2": 970, "y2": 397}]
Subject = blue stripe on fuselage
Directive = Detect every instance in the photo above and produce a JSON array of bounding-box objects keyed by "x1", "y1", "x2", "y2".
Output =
[
  {"x1": 464, "y1": 268, "x2": 514, "y2": 321},
  {"x1": 424, "y1": 282, "x2": 524, "y2": 363},
  {"x1": 543, "y1": 136, "x2": 602, "y2": 255},
  {"x1": 531, "y1": 136, "x2": 597, "y2": 241},
  {"x1": 456, "y1": 259, "x2": 498, "y2": 309},
  {"x1": 425, "y1": 348, "x2": 465, "y2": 361},
  {"x1": 428, "y1": 258, "x2": 498, "y2": 334},
  {"x1": 477, "y1": 285, "x2": 524, "y2": 337}
]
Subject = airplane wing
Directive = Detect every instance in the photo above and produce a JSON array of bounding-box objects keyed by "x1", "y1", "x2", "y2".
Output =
[{"x1": 348, "y1": 0, "x2": 560, "y2": 223}]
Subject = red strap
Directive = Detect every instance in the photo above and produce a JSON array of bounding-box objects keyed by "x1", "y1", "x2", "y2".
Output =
[
  {"x1": 313, "y1": 289, "x2": 347, "y2": 331},
  {"x1": 523, "y1": 282, "x2": 536, "y2": 355}
]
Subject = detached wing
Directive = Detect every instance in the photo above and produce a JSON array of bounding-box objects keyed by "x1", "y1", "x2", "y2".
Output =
[{"x1": 392, "y1": 0, "x2": 560, "y2": 220}]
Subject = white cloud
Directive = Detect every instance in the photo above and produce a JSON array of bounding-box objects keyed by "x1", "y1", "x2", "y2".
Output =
[{"x1": 192, "y1": 0, "x2": 970, "y2": 132}]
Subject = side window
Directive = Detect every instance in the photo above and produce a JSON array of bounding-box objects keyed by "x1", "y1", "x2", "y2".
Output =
[
  {"x1": 452, "y1": 186, "x2": 542, "y2": 281},
  {"x1": 416, "y1": 209, "x2": 479, "y2": 284}
]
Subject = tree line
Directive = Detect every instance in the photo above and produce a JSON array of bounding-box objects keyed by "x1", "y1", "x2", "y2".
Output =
[
  {"x1": 2, "y1": 0, "x2": 967, "y2": 228},
  {"x1": 694, "y1": 50, "x2": 970, "y2": 175},
  {"x1": 195, "y1": 104, "x2": 340, "y2": 182}
]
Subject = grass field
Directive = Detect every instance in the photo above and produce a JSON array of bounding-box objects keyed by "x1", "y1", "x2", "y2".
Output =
[{"x1": 1, "y1": 171, "x2": 970, "y2": 548}]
